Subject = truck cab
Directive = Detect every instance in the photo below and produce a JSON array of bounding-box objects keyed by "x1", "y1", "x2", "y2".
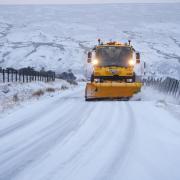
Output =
[{"x1": 87, "y1": 41, "x2": 140, "y2": 83}]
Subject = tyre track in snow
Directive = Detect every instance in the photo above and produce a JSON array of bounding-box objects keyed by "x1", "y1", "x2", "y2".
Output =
[
  {"x1": 0, "y1": 93, "x2": 93, "y2": 180},
  {"x1": 0, "y1": 99, "x2": 71, "y2": 138},
  {"x1": 0, "y1": 99, "x2": 75, "y2": 156},
  {"x1": 97, "y1": 102, "x2": 136, "y2": 180},
  {"x1": 0, "y1": 104, "x2": 93, "y2": 180},
  {"x1": 43, "y1": 101, "x2": 135, "y2": 180},
  {"x1": 6, "y1": 100, "x2": 137, "y2": 180},
  {"x1": 0, "y1": 88, "x2": 82, "y2": 138},
  {"x1": 72, "y1": 101, "x2": 137, "y2": 180},
  {"x1": 44, "y1": 102, "x2": 117, "y2": 180}
]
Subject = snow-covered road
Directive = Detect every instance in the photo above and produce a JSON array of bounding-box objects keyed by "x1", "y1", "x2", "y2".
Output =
[{"x1": 0, "y1": 85, "x2": 180, "y2": 180}]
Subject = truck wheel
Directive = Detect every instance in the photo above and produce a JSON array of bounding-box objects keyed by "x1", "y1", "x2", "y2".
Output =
[
  {"x1": 91, "y1": 75, "x2": 94, "y2": 82},
  {"x1": 100, "y1": 78, "x2": 104, "y2": 83},
  {"x1": 132, "y1": 73, "x2": 136, "y2": 82}
]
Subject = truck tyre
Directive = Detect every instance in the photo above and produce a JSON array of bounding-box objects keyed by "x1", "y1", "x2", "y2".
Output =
[
  {"x1": 91, "y1": 74, "x2": 94, "y2": 82},
  {"x1": 132, "y1": 73, "x2": 136, "y2": 82}
]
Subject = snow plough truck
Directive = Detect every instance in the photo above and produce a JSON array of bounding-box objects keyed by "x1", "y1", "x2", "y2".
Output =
[{"x1": 85, "y1": 39, "x2": 142, "y2": 101}]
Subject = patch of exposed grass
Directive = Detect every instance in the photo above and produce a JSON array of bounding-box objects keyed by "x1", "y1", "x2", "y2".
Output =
[
  {"x1": 13, "y1": 94, "x2": 19, "y2": 102},
  {"x1": 46, "y1": 87, "x2": 55, "y2": 92},
  {"x1": 61, "y1": 85, "x2": 68, "y2": 90},
  {"x1": 32, "y1": 89, "x2": 44, "y2": 97}
]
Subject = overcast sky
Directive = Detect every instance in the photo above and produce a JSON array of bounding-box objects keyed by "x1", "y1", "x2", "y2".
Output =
[{"x1": 0, "y1": 0, "x2": 179, "y2": 4}]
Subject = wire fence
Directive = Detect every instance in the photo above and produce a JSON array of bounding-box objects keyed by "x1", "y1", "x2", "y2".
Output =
[
  {"x1": 0, "y1": 67, "x2": 55, "y2": 83},
  {"x1": 144, "y1": 77, "x2": 180, "y2": 102}
]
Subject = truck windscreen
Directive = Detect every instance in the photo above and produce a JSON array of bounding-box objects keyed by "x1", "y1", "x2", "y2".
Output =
[{"x1": 96, "y1": 46, "x2": 132, "y2": 67}]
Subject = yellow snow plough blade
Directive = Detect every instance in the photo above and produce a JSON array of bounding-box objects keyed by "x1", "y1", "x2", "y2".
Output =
[{"x1": 85, "y1": 82, "x2": 142, "y2": 100}]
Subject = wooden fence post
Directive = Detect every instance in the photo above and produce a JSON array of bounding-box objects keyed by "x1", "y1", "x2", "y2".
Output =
[
  {"x1": 7, "y1": 69, "x2": 10, "y2": 82},
  {"x1": 15, "y1": 70, "x2": 18, "y2": 82},
  {"x1": 35, "y1": 72, "x2": 37, "y2": 81},
  {"x1": 26, "y1": 71, "x2": 28, "y2": 82},
  {"x1": 3, "y1": 69, "x2": 5, "y2": 83},
  {"x1": 11, "y1": 70, "x2": 13, "y2": 82},
  {"x1": 19, "y1": 71, "x2": 21, "y2": 82},
  {"x1": 23, "y1": 71, "x2": 25, "y2": 83}
]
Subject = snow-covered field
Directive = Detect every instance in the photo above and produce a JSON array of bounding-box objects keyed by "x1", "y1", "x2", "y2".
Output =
[
  {"x1": 0, "y1": 84, "x2": 180, "y2": 180},
  {"x1": 0, "y1": 3, "x2": 180, "y2": 78}
]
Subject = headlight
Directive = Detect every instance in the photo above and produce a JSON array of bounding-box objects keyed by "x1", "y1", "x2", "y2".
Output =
[
  {"x1": 128, "y1": 59, "x2": 135, "y2": 66},
  {"x1": 92, "y1": 59, "x2": 98, "y2": 65}
]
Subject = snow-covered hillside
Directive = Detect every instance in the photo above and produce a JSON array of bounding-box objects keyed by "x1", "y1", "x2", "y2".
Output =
[{"x1": 0, "y1": 3, "x2": 180, "y2": 78}]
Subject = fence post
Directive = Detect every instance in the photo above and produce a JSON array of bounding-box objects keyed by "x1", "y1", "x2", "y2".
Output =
[
  {"x1": 15, "y1": 70, "x2": 18, "y2": 82},
  {"x1": 169, "y1": 80, "x2": 175, "y2": 95},
  {"x1": 7, "y1": 69, "x2": 10, "y2": 82},
  {"x1": 29, "y1": 72, "x2": 32, "y2": 82},
  {"x1": 54, "y1": 72, "x2": 56, "y2": 81},
  {"x1": 177, "y1": 81, "x2": 180, "y2": 99},
  {"x1": 172, "y1": 80, "x2": 178, "y2": 96},
  {"x1": 35, "y1": 72, "x2": 36, "y2": 81},
  {"x1": 3, "y1": 69, "x2": 5, "y2": 82},
  {"x1": 166, "y1": 78, "x2": 171, "y2": 94},
  {"x1": 23, "y1": 71, "x2": 25, "y2": 83},
  {"x1": 11, "y1": 70, "x2": 13, "y2": 82},
  {"x1": 26, "y1": 71, "x2": 28, "y2": 82},
  {"x1": 19, "y1": 71, "x2": 21, "y2": 82}
]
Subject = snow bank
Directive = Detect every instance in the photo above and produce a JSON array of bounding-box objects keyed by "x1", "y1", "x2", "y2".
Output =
[
  {"x1": 139, "y1": 86, "x2": 180, "y2": 118},
  {"x1": 0, "y1": 80, "x2": 71, "y2": 112},
  {"x1": 140, "y1": 86, "x2": 179, "y2": 104}
]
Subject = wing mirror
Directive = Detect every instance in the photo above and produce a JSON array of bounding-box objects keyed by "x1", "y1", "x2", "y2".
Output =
[
  {"x1": 136, "y1": 52, "x2": 140, "y2": 64},
  {"x1": 87, "y1": 52, "x2": 92, "y2": 63}
]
